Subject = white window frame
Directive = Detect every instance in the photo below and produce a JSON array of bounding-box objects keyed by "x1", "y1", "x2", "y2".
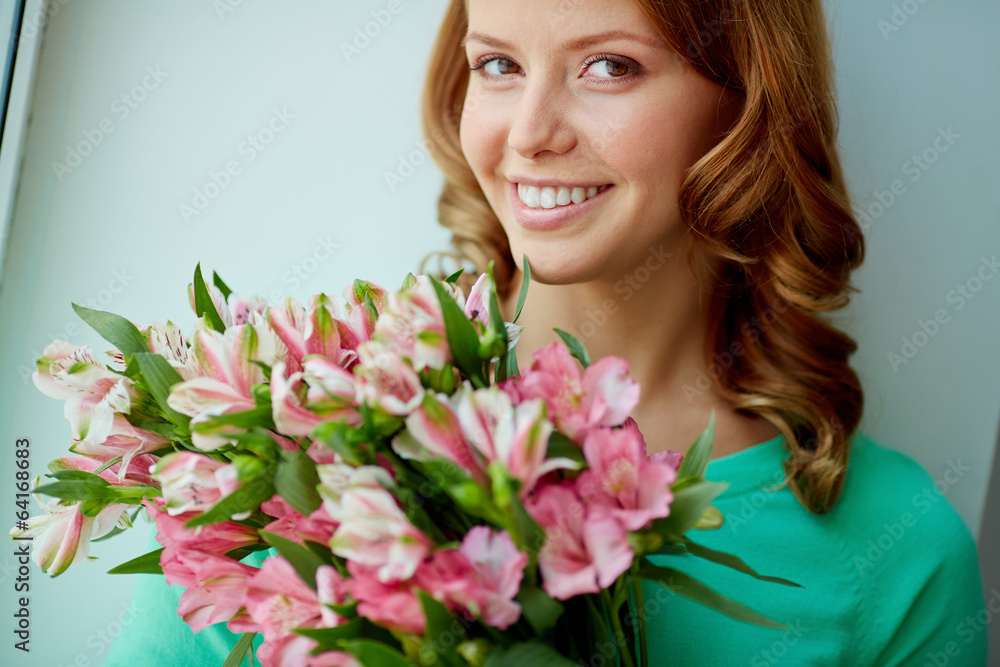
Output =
[{"x1": 0, "y1": 0, "x2": 47, "y2": 280}]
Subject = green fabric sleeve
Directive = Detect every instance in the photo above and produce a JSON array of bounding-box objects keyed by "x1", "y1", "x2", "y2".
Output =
[{"x1": 101, "y1": 527, "x2": 271, "y2": 667}]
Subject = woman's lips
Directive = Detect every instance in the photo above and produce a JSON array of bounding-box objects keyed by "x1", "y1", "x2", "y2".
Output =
[{"x1": 509, "y1": 181, "x2": 614, "y2": 231}]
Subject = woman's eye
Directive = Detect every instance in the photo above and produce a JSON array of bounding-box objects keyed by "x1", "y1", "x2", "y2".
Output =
[
  {"x1": 470, "y1": 54, "x2": 638, "y2": 83},
  {"x1": 472, "y1": 57, "x2": 522, "y2": 78},
  {"x1": 584, "y1": 58, "x2": 633, "y2": 80}
]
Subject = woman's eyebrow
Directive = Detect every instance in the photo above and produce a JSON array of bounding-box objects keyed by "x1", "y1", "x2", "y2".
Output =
[{"x1": 461, "y1": 29, "x2": 668, "y2": 51}]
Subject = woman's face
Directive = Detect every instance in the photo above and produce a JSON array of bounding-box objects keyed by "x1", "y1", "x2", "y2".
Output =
[{"x1": 459, "y1": 0, "x2": 742, "y2": 285}]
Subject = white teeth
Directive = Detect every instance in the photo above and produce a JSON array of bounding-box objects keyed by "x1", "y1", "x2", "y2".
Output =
[{"x1": 517, "y1": 183, "x2": 609, "y2": 210}]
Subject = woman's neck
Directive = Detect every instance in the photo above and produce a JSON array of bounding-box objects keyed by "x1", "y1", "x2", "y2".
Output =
[{"x1": 497, "y1": 255, "x2": 781, "y2": 459}]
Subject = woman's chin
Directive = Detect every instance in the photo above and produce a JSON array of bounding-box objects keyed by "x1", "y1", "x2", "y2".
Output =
[{"x1": 509, "y1": 243, "x2": 608, "y2": 286}]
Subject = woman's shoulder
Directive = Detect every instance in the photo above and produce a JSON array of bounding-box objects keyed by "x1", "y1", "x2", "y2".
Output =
[
  {"x1": 833, "y1": 431, "x2": 987, "y2": 665},
  {"x1": 836, "y1": 430, "x2": 974, "y2": 544}
]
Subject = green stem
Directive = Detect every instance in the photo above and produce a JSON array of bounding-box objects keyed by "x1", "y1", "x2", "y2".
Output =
[
  {"x1": 601, "y1": 589, "x2": 636, "y2": 667},
  {"x1": 630, "y1": 567, "x2": 648, "y2": 667}
]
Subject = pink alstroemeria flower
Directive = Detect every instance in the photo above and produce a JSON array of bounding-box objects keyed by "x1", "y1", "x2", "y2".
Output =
[
  {"x1": 167, "y1": 323, "x2": 278, "y2": 450},
  {"x1": 459, "y1": 526, "x2": 528, "y2": 628},
  {"x1": 162, "y1": 549, "x2": 259, "y2": 632},
  {"x1": 576, "y1": 422, "x2": 678, "y2": 531},
  {"x1": 463, "y1": 272, "x2": 523, "y2": 356},
  {"x1": 32, "y1": 340, "x2": 138, "y2": 449},
  {"x1": 342, "y1": 278, "x2": 388, "y2": 313},
  {"x1": 270, "y1": 358, "x2": 360, "y2": 437},
  {"x1": 150, "y1": 451, "x2": 246, "y2": 519},
  {"x1": 136, "y1": 320, "x2": 203, "y2": 380},
  {"x1": 9, "y1": 479, "x2": 130, "y2": 576},
  {"x1": 372, "y1": 275, "x2": 465, "y2": 372},
  {"x1": 454, "y1": 384, "x2": 577, "y2": 497},
  {"x1": 188, "y1": 282, "x2": 233, "y2": 326},
  {"x1": 316, "y1": 462, "x2": 395, "y2": 517},
  {"x1": 337, "y1": 280, "x2": 387, "y2": 371},
  {"x1": 511, "y1": 342, "x2": 641, "y2": 443},
  {"x1": 187, "y1": 283, "x2": 269, "y2": 330},
  {"x1": 260, "y1": 495, "x2": 338, "y2": 547},
  {"x1": 267, "y1": 293, "x2": 357, "y2": 377},
  {"x1": 50, "y1": 453, "x2": 156, "y2": 488},
  {"x1": 229, "y1": 557, "x2": 354, "y2": 667},
  {"x1": 328, "y1": 485, "x2": 431, "y2": 583},
  {"x1": 353, "y1": 340, "x2": 425, "y2": 416},
  {"x1": 67, "y1": 413, "x2": 169, "y2": 482},
  {"x1": 346, "y1": 561, "x2": 426, "y2": 634},
  {"x1": 414, "y1": 527, "x2": 527, "y2": 629},
  {"x1": 144, "y1": 498, "x2": 259, "y2": 558},
  {"x1": 526, "y1": 483, "x2": 634, "y2": 600},
  {"x1": 391, "y1": 391, "x2": 489, "y2": 486}
]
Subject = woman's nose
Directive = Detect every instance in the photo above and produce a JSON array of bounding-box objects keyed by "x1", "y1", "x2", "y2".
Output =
[{"x1": 506, "y1": 76, "x2": 577, "y2": 159}]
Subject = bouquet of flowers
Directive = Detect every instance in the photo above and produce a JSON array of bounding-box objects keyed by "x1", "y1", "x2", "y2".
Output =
[{"x1": 11, "y1": 258, "x2": 800, "y2": 666}]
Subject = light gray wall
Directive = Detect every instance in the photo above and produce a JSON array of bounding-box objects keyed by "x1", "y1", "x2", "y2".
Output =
[{"x1": 0, "y1": 1, "x2": 996, "y2": 665}]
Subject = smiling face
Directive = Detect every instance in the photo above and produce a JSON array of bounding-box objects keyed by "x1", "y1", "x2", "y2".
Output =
[{"x1": 459, "y1": 0, "x2": 742, "y2": 285}]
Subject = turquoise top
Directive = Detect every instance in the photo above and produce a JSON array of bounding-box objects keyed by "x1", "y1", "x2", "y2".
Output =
[
  {"x1": 641, "y1": 431, "x2": 987, "y2": 666},
  {"x1": 103, "y1": 431, "x2": 988, "y2": 666}
]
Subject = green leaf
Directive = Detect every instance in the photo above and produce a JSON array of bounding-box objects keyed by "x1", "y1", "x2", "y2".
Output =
[
  {"x1": 194, "y1": 262, "x2": 227, "y2": 332},
  {"x1": 108, "y1": 547, "x2": 164, "y2": 575},
  {"x1": 639, "y1": 561, "x2": 788, "y2": 629},
  {"x1": 418, "y1": 590, "x2": 468, "y2": 666},
  {"x1": 484, "y1": 641, "x2": 577, "y2": 667},
  {"x1": 428, "y1": 275, "x2": 487, "y2": 387},
  {"x1": 260, "y1": 530, "x2": 328, "y2": 590},
  {"x1": 226, "y1": 427, "x2": 282, "y2": 461},
  {"x1": 274, "y1": 449, "x2": 322, "y2": 516},
  {"x1": 545, "y1": 431, "x2": 586, "y2": 467},
  {"x1": 47, "y1": 469, "x2": 111, "y2": 482},
  {"x1": 222, "y1": 632, "x2": 256, "y2": 667},
  {"x1": 193, "y1": 405, "x2": 274, "y2": 430},
  {"x1": 70, "y1": 303, "x2": 151, "y2": 357},
  {"x1": 134, "y1": 352, "x2": 190, "y2": 427},
  {"x1": 553, "y1": 328, "x2": 591, "y2": 368},
  {"x1": 648, "y1": 479, "x2": 728, "y2": 543},
  {"x1": 130, "y1": 420, "x2": 176, "y2": 439},
  {"x1": 79, "y1": 497, "x2": 113, "y2": 517},
  {"x1": 677, "y1": 409, "x2": 716, "y2": 480},
  {"x1": 510, "y1": 493, "x2": 546, "y2": 574},
  {"x1": 185, "y1": 471, "x2": 275, "y2": 528},
  {"x1": 91, "y1": 524, "x2": 130, "y2": 542},
  {"x1": 445, "y1": 268, "x2": 465, "y2": 283},
  {"x1": 312, "y1": 421, "x2": 367, "y2": 467},
  {"x1": 341, "y1": 640, "x2": 416, "y2": 667},
  {"x1": 92, "y1": 456, "x2": 124, "y2": 476},
  {"x1": 213, "y1": 271, "x2": 234, "y2": 301},
  {"x1": 681, "y1": 539, "x2": 803, "y2": 587},
  {"x1": 33, "y1": 480, "x2": 114, "y2": 502},
  {"x1": 512, "y1": 254, "x2": 531, "y2": 324},
  {"x1": 494, "y1": 353, "x2": 508, "y2": 385},
  {"x1": 224, "y1": 544, "x2": 274, "y2": 561},
  {"x1": 294, "y1": 619, "x2": 364, "y2": 645},
  {"x1": 506, "y1": 344, "x2": 520, "y2": 379},
  {"x1": 486, "y1": 261, "x2": 509, "y2": 352},
  {"x1": 515, "y1": 586, "x2": 564, "y2": 636},
  {"x1": 584, "y1": 594, "x2": 620, "y2": 663}
]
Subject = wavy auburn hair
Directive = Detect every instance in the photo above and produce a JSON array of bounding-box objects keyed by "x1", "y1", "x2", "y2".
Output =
[{"x1": 418, "y1": 0, "x2": 866, "y2": 514}]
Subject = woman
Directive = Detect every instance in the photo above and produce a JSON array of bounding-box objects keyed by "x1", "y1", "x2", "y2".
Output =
[
  {"x1": 418, "y1": 0, "x2": 988, "y2": 664},
  {"x1": 104, "y1": 0, "x2": 987, "y2": 664}
]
